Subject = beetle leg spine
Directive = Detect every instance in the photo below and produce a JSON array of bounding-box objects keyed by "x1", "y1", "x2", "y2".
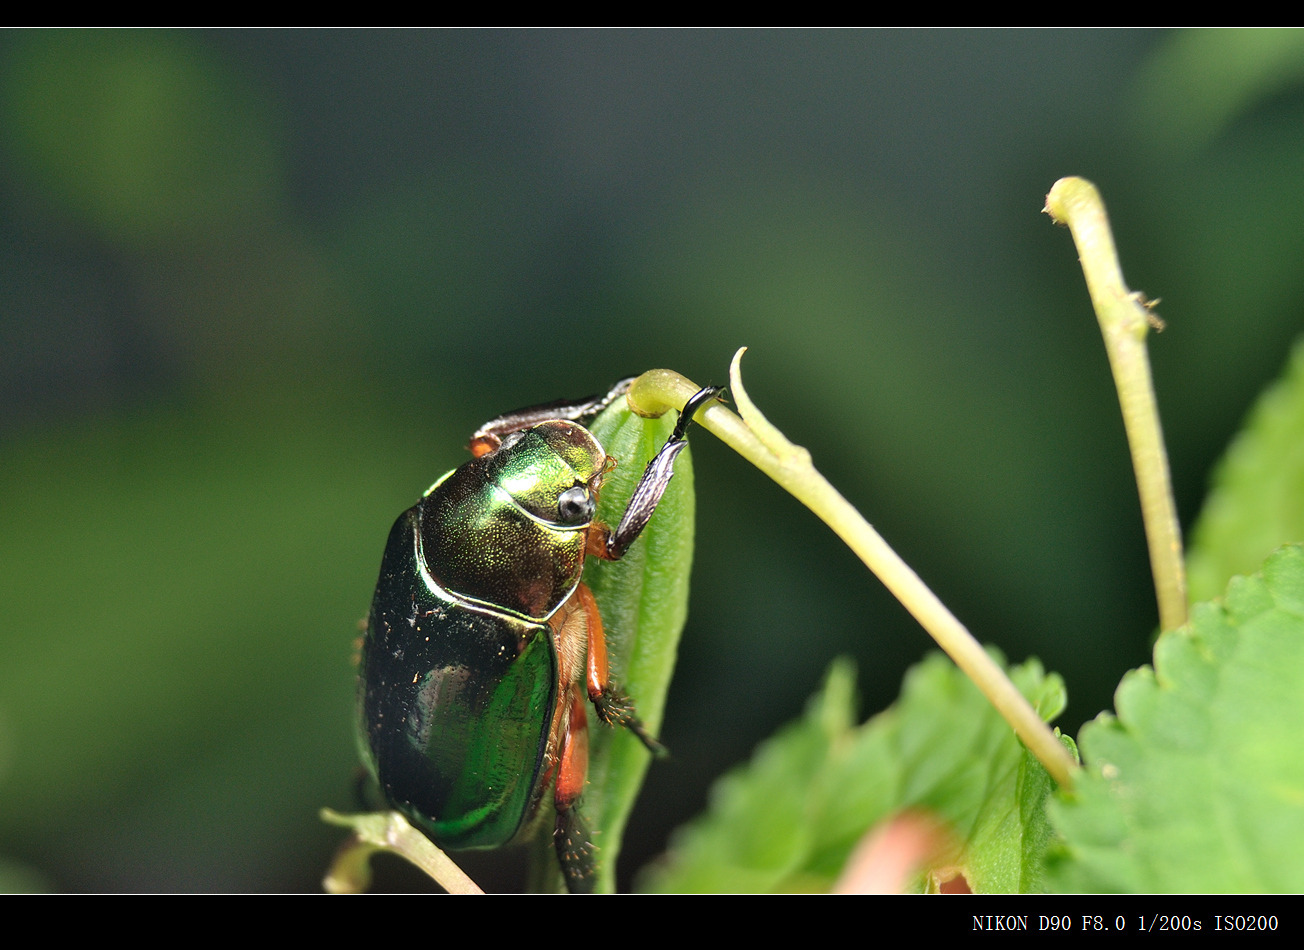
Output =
[{"x1": 554, "y1": 803, "x2": 597, "y2": 894}]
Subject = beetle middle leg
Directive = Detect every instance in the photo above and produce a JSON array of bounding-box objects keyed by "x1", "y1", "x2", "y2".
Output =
[
  {"x1": 545, "y1": 581, "x2": 662, "y2": 890},
  {"x1": 553, "y1": 687, "x2": 597, "y2": 893},
  {"x1": 548, "y1": 582, "x2": 665, "y2": 755},
  {"x1": 574, "y1": 584, "x2": 666, "y2": 755}
]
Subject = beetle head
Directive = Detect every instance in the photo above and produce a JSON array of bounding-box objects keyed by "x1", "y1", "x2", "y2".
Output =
[{"x1": 486, "y1": 420, "x2": 605, "y2": 527}]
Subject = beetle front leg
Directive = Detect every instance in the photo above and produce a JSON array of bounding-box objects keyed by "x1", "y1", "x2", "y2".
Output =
[
  {"x1": 587, "y1": 385, "x2": 723, "y2": 561},
  {"x1": 468, "y1": 378, "x2": 636, "y2": 457},
  {"x1": 554, "y1": 686, "x2": 597, "y2": 893}
]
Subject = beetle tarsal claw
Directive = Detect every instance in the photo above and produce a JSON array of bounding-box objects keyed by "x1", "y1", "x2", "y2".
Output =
[{"x1": 595, "y1": 686, "x2": 668, "y2": 757}]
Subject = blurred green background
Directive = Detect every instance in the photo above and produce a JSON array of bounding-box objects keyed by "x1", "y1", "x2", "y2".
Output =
[{"x1": 3, "y1": 29, "x2": 1304, "y2": 892}]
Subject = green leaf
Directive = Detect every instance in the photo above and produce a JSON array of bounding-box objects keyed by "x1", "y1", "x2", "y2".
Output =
[
  {"x1": 1132, "y1": 29, "x2": 1304, "y2": 156},
  {"x1": 529, "y1": 402, "x2": 696, "y2": 893},
  {"x1": 1188, "y1": 339, "x2": 1304, "y2": 602},
  {"x1": 1049, "y1": 544, "x2": 1304, "y2": 892},
  {"x1": 639, "y1": 651, "x2": 1066, "y2": 893}
]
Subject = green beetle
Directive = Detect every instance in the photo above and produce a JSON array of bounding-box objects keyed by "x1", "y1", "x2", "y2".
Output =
[{"x1": 358, "y1": 380, "x2": 719, "y2": 892}]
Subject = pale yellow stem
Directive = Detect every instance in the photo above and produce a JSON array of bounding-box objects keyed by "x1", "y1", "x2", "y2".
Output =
[
  {"x1": 320, "y1": 809, "x2": 484, "y2": 894},
  {"x1": 1044, "y1": 177, "x2": 1188, "y2": 632},
  {"x1": 627, "y1": 352, "x2": 1078, "y2": 789}
]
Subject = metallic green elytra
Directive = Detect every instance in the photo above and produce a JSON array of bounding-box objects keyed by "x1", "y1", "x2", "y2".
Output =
[{"x1": 357, "y1": 381, "x2": 720, "y2": 888}]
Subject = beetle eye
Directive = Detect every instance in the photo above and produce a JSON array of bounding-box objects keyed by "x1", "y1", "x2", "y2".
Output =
[{"x1": 557, "y1": 486, "x2": 594, "y2": 525}]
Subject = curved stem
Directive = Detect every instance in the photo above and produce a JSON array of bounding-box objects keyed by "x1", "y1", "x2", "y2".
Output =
[
  {"x1": 627, "y1": 353, "x2": 1079, "y2": 789},
  {"x1": 1044, "y1": 177, "x2": 1188, "y2": 632},
  {"x1": 320, "y1": 809, "x2": 484, "y2": 894}
]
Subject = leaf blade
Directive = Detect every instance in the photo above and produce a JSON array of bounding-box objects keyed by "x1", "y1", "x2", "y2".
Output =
[
  {"x1": 640, "y1": 652, "x2": 1065, "y2": 893},
  {"x1": 567, "y1": 402, "x2": 696, "y2": 893},
  {"x1": 1050, "y1": 544, "x2": 1304, "y2": 892}
]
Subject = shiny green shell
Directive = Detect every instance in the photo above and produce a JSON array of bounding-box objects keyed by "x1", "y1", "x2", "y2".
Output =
[{"x1": 358, "y1": 421, "x2": 605, "y2": 849}]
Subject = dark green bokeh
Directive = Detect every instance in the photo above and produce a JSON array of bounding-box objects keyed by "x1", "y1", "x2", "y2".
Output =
[{"x1": 2, "y1": 30, "x2": 1303, "y2": 891}]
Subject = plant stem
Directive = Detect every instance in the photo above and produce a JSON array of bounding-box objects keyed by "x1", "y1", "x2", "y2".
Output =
[
  {"x1": 320, "y1": 809, "x2": 484, "y2": 894},
  {"x1": 1044, "y1": 177, "x2": 1188, "y2": 632},
  {"x1": 627, "y1": 353, "x2": 1079, "y2": 789}
]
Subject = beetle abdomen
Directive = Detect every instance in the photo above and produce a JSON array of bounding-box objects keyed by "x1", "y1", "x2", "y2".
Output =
[{"x1": 361, "y1": 507, "x2": 557, "y2": 850}]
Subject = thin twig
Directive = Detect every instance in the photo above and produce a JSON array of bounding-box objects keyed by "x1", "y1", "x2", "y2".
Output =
[
  {"x1": 320, "y1": 809, "x2": 484, "y2": 894},
  {"x1": 627, "y1": 353, "x2": 1079, "y2": 789},
  {"x1": 1044, "y1": 177, "x2": 1188, "y2": 632}
]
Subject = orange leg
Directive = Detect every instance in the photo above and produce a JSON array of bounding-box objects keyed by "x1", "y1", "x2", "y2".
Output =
[
  {"x1": 548, "y1": 584, "x2": 662, "y2": 892},
  {"x1": 540, "y1": 590, "x2": 588, "y2": 810},
  {"x1": 575, "y1": 583, "x2": 609, "y2": 704},
  {"x1": 553, "y1": 685, "x2": 595, "y2": 892},
  {"x1": 573, "y1": 582, "x2": 666, "y2": 756},
  {"x1": 555, "y1": 686, "x2": 589, "y2": 811}
]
